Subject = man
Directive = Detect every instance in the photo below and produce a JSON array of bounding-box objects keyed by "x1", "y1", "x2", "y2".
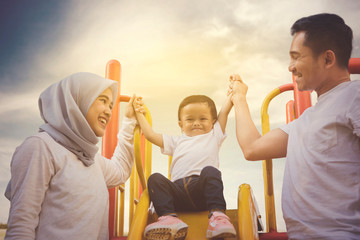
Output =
[{"x1": 230, "y1": 13, "x2": 359, "y2": 239}]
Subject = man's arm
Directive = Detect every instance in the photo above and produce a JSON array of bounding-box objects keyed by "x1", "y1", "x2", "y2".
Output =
[
  {"x1": 217, "y1": 94, "x2": 233, "y2": 134},
  {"x1": 133, "y1": 96, "x2": 164, "y2": 148},
  {"x1": 231, "y1": 75, "x2": 288, "y2": 160}
]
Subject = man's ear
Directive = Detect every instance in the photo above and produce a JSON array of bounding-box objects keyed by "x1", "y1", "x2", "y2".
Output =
[
  {"x1": 324, "y1": 50, "x2": 336, "y2": 68},
  {"x1": 178, "y1": 121, "x2": 183, "y2": 129}
]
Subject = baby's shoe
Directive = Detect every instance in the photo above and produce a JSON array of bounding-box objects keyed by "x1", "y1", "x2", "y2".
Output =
[
  {"x1": 144, "y1": 215, "x2": 188, "y2": 240},
  {"x1": 206, "y1": 211, "x2": 236, "y2": 238}
]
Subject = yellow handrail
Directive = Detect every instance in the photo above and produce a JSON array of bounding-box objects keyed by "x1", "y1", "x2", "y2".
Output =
[
  {"x1": 134, "y1": 126, "x2": 147, "y2": 190},
  {"x1": 238, "y1": 184, "x2": 260, "y2": 240},
  {"x1": 126, "y1": 105, "x2": 153, "y2": 232},
  {"x1": 260, "y1": 86, "x2": 294, "y2": 232},
  {"x1": 127, "y1": 189, "x2": 150, "y2": 240},
  {"x1": 261, "y1": 88, "x2": 281, "y2": 232},
  {"x1": 144, "y1": 105, "x2": 152, "y2": 182}
]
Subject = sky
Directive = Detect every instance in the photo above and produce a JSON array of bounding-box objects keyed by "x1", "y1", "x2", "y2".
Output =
[{"x1": 0, "y1": 0, "x2": 359, "y2": 233}]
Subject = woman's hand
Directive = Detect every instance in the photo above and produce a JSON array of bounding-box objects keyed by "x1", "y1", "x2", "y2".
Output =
[{"x1": 124, "y1": 94, "x2": 136, "y2": 119}]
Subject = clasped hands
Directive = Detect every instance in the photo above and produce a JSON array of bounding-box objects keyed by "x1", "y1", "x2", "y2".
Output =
[
  {"x1": 132, "y1": 95, "x2": 146, "y2": 115},
  {"x1": 228, "y1": 74, "x2": 248, "y2": 102}
]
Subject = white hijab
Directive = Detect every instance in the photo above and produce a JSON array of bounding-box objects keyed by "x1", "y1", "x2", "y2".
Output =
[{"x1": 38, "y1": 72, "x2": 118, "y2": 166}]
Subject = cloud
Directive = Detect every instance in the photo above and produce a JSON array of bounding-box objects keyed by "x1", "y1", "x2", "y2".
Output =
[
  {"x1": 0, "y1": 90, "x2": 43, "y2": 139},
  {"x1": 0, "y1": 1, "x2": 71, "y2": 93}
]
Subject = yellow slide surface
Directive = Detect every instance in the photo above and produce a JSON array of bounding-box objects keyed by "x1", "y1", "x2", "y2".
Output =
[{"x1": 128, "y1": 184, "x2": 262, "y2": 240}]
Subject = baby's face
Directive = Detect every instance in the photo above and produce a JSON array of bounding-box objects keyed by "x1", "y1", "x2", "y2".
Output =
[{"x1": 178, "y1": 102, "x2": 215, "y2": 137}]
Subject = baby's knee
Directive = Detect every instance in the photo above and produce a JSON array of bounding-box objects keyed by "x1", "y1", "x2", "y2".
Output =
[
  {"x1": 201, "y1": 166, "x2": 221, "y2": 177},
  {"x1": 148, "y1": 173, "x2": 166, "y2": 186}
]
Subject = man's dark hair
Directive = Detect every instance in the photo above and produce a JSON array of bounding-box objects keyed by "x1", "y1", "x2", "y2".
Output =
[
  {"x1": 178, "y1": 95, "x2": 217, "y2": 121},
  {"x1": 291, "y1": 13, "x2": 353, "y2": 68}
]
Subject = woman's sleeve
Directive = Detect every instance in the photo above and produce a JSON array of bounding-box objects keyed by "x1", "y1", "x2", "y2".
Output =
[
  {"x1": 5, "y1": 136, "x2": 54, "y2": 240},
  {"x1": 101, "y1": 117, "x2": 136, "y2": 188}
]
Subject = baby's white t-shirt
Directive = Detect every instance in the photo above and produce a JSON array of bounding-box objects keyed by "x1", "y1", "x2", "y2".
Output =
[{"x1": 161, "y1": 121, "x2": 226, "y2": 182}]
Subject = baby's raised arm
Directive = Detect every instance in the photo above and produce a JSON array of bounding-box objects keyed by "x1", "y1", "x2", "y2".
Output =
[
  {"x1": 133, "y1": 96, "x2": 164, "y2": 148},
  {"x1": 217, "y1": 94, "x2": 233, "y2": 134},
  {"x1": 217, "y1": 76, "x2": 236, "y2": 133}
]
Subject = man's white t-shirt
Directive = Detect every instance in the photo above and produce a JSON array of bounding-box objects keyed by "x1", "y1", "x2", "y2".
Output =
[
  {"x1": 280, "y1": 80, "x2": 360, "y2": 239},
  {"x1": 161, "y1": 121, "x2": 226, "y2": 182}
]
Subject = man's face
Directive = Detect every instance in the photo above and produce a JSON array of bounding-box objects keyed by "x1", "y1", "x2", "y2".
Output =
[{"x1": 288, "y1": 31, "x2": 325, "y2": 92}]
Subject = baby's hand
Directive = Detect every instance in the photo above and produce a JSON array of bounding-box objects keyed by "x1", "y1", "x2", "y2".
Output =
[
  {"x1": 227, "y1": 74, "x2": 241, "y2": 96},
  {"x1": 230, "y1": 74, "x2": 242, "y2": 83}
]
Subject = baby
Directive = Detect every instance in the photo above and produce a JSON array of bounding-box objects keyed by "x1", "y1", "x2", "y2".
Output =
[{"x1": 134, "y1": 94, "x2": 236, "y2": 239}]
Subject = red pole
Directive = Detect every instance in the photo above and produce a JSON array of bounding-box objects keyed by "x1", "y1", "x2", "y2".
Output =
[
  {"x1": 286, "y1": 100, "x2": 295, "y2": 123},
  {"x1": 349, "y1": 58, "x2": 360, "y2": 74},
  {"x1": 102, "y1": 60, "x2": 121, "y2": 239}
]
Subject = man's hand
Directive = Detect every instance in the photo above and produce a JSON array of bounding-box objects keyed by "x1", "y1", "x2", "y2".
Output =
[{"x1": 228, "y1": 74, "x2": 248, "y2": 102}]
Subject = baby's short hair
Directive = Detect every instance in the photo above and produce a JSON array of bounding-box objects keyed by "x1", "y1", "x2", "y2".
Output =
[{"x1": 178, "y1": 95, "x2": 217, "y2": 121}]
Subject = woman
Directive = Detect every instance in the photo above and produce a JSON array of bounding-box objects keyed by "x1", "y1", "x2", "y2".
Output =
[{"x1": 5, "y1": 72, "x2": 136, "y2": 240}]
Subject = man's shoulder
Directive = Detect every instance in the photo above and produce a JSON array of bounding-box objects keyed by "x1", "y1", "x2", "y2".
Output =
[
  {"x1": 344, "y1": 79, "x2": 360, "y2": 90},
  {"x1": 322, "y1": 80, "x2": 360, "y2": 101},
  {"x1": 348, "y1": 79, "x2": 360, "y2": 86},
  {"x1": 339, "y1": 80, "x2": 360, "y2": 102}
]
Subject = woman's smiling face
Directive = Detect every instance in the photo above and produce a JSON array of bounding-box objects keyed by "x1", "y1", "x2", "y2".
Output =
[{"x1": 85, "y1": 88, "x2": 113, "y2": 137}]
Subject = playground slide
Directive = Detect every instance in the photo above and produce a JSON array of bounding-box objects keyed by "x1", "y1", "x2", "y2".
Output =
[{"x1": 128, "y1": 184, "x2": 262, "y2": 239}]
